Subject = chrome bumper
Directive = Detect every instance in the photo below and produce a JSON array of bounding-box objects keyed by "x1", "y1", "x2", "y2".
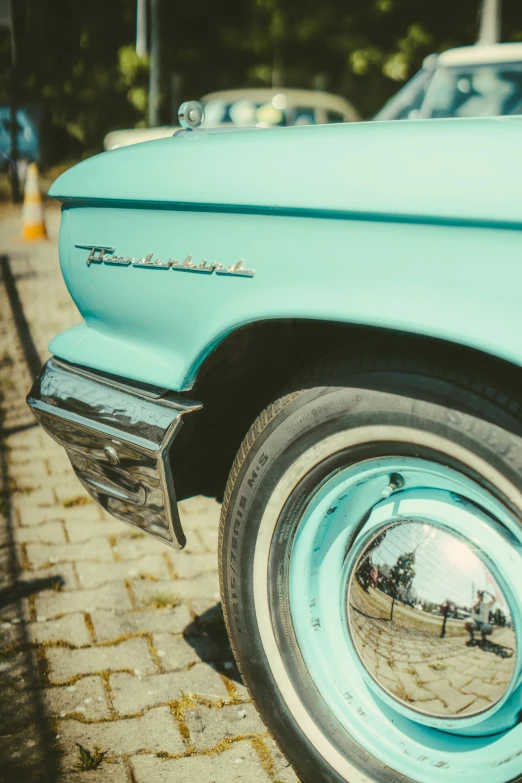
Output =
[{"x1": 27, "y1": 358, "x2": 201, "y2": 549}]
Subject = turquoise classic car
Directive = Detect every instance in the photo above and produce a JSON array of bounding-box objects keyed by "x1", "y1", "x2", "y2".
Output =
[{"x1": 28, "y1": 110, "x2": 522, "y2": 783}]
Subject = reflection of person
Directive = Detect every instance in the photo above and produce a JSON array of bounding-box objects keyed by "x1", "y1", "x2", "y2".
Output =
[{"x1": 465, "y1": 590, "x2": 495, "y2": 643}]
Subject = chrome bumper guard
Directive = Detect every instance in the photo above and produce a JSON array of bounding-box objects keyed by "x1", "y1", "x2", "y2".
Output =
[{"x1": 27, "y1": 358, "x2": 201, "y2": 549}]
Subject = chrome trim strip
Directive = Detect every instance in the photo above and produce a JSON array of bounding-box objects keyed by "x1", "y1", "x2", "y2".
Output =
[{"x1": 27, "y1": 358, "x2": 202, "y2": 549}]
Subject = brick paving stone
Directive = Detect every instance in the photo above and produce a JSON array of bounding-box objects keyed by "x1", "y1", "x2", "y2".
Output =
[
  {"x1": 227, "y1": 676, "x2": 250, "y2": 701},
  {"x1": 19, "y1": 562, "x2": 77, "y2": 591},
  {"x1": 444, "y1": 670, "x2": 474, "y2": 691},
  {"x1": 180, "y1": 535, "x2": 207, "y2": 554},
  {"x1": 412, "y1": 662, "x2": 445, "y2": 684},
  {"x1": 130, "y1": 740, "x2": 272, "y2": 783},
  {"x1": 26, "y1": 537, "x2": 114, "y2": 568},
  {"x1": 461, "y1": 677, "x2": 503, "y2": 701},
  {"x1": 185, "y1": 703, "x2": 265, "y2": 751},
  {"x1": 190, "y1": 597, "x2": 222, "y2": 618},
  {"x1": 395, "y1": 670, "x2": 436, "y2": 703},
  {"x1": 424, "y1": 679, "x2": 475, "y2": 713},
  {"x1": 153, "y1": 632, "x2": 220, "y2": 671},
  {"x1": 59, "y1": 706, "x2": 184, "y2": 761},
  {"x1": 46, "y1": 638, "x2": 157, "y2": 683},
  {"x1": 89, "y1": 605, "x2": 192, "y2": 642},
  {"x1": 52, "y1": 482, "x2": 93, "y2": 505},
  {"x1": 76, "y1": 555, "x2": 171, "y2": 588},
  {"x1": 59, "y1": 760, "x2": 130, "y2": 783},
  {"x1": 112, "y1": 534, "x2": 168, "y2": 561},
  {"x1": 265, "y1": 736, "x2": 301, "y2": 783},
  {"x1": 170, "y1": 552, "x2": 217, "y2": 579},
  {"x1": 493, "y1": 668, "x2": 513, "y2": 685},
  {"x1": 460, "y1": 662, "x2": 495, "y2": 679},
  {"x1": 64, "y1": 516, "x2": 130, "y2": 543},
  {"x1": 45, "y1": 467, "x2": 78, "y2": 485},
  {"x1": 14, "y1": 502, "x2": 63, "y2": 527},
  {"x1": 44, "y1": 675, "x2": 110, "y2": 720},
  {"x1": 110, "y1": 664, "x2": 229, "y2": 715},
  {"x1": 8, "y1": 465, "x2": 52, "y2": 486},
  {"x1": 35, "y1": 582, "x2": 132, "y2": 618},
  {"x1": 132, "y1": 573, "x2": 219, "y2": 605},
  {"x1": 15, "y1": 520, "x2": 66, "y2": 544},
  {"x1": 27, "y1": 613, "x2": 91, "y2": 647},
  {"x1": 199, "y1": 527, "x2": 219, "y2": 552},
  {"x1": 54, "y1": 503, "x2": 109, "y2": 527},
  {"x1": 6, "y1": 428, "x2": 46, "y2": 453},
  {"x1": 12, "y1": 488, "x2": 56, "y2": 522},
  {"x1": 375, "y1": 659, "x2": 399, "y2": 685},
  {"x1": 178, "y1": 497, "x2": 220, "y2": 529}
]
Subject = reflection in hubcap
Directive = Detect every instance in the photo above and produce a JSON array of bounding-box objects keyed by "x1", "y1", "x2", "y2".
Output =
[{"x1": 347, "y1": 522, "x2": 516, "y2": 718}]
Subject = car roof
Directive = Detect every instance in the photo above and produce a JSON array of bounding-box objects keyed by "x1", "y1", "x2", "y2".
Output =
[
  {"x1": 438, "y1": 42, "x2": 522, "y2": 67},
  {"x1": 200, "y1": 88, "x2": 355, "y2": 115}
]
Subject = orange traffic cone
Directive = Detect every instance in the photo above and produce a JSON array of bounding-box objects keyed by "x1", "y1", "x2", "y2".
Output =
[{"x1": 21, "y1": 163, "x2": 47, "y2": 241}]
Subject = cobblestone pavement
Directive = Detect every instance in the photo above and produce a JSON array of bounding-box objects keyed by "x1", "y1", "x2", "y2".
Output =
[
  {"x1": 0, "y1": 204, "x2": 298, "y2": 782},
  {"x1": 350, "y1": 583, "x2": 516, "y2": 717}
]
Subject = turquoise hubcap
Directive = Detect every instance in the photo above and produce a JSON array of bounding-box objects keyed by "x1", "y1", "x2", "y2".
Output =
[{"x1": 289, "y1": 456, "x2": 522, "y2": 783}]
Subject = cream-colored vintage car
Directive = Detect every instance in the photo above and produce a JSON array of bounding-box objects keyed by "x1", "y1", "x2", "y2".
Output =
[{"x1": 103, "y1": 87, "x2": 360, "y2": 150}]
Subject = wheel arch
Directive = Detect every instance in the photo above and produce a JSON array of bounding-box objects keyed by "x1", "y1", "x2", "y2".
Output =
[{"x1": 171, "y1": 317, "x2": 522, "y2": 503}]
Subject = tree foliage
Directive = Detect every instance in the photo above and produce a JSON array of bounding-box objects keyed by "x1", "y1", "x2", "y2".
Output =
[
  {"x1": 1, "y1": 0, "x2": 522, "y2": 161},
  {"x1": 390, "y1": 551, "x2": 416, "y2": 596}
]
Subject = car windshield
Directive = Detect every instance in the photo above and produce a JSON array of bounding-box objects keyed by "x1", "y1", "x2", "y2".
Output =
[
  {"x1": 373, "y1": 66, "x2": 435, "y2": 121},
  {"x1": 420, "y1": 62, "x2": 522, "y2": 118},
  {"x1": 203, "y1": 98, "x2": 288, "y2": 127},
  {"x1": 202, "y1": 96, "x2": 334, "y2": 127}
]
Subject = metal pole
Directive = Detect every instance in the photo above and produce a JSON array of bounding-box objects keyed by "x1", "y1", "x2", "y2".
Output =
[
  {"x1": 136, "y1": 0, "x2": 147, "y2": 58},
  {"x1": 148, "y1": 0, "x2": 160, "y2": 127},
  {"x1": 272, "y1": 41, "x2": 283, "y2": 89},
  {"x1": 477, "y1": 0, "x2": 502, "y2": 45},
  {"x1": 170, "y1": 73, "x2": 181, "y2": 125},
  {"x1": 8, "y1": 0, "x2": 20, "y2": 203}
]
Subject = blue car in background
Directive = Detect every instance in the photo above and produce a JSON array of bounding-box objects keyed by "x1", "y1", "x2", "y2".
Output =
[{"x1": 0, "y1": 106, "x2": 40, "y2": 169}]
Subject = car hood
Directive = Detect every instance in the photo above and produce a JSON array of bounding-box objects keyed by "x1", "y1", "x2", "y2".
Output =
[
  {"x1": 50, "y1": 116, "x2": 522, "y2": 226},
  {"x1": 104, "y1": 126, "x2": 178, "y2": 150}
]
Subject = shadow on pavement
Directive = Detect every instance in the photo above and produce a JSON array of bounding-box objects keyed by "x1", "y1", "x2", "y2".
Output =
[
  {"x1": 466, "y1": 638, "x2": 515, "y2": 659},
  {"x1": 183, "y1": 602, "x2": 243, "y2": 686},
  {"x1": 1, "y1": 255, "x2": 62, "y2": 783},
  {"x1": 0, "y1": 575, "x2": 64, "y2": 611},
  {"x1": 0, "y1": 255, "x2": 41, "y2": 381}
]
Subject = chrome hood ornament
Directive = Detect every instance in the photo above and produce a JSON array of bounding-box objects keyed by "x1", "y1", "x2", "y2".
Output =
[
  {"x1": 76, "y1": 245, "x2": 255, "y2": 278},
  {"x1": 178, "y1": 101, "x2": 205, "y2": 130}
]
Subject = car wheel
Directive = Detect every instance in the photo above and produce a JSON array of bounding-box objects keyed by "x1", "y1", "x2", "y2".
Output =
[{"x1": 219, "y1": 350, "x2": 522, "y2": 783}]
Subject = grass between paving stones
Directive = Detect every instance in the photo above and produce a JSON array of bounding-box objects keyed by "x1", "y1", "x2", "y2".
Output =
[
  {"x1": 74, "y1": 743, "x2": 107, "y2": 770},
  {"x1": 62, "y1": 496, "x2": 92, "y2": 508},
  {"x1": 54, "y1": 692, "x2": 270, "y2": 773},
  {"x1": 145, "y1": 592, "x2": 181, "y2": 609}
]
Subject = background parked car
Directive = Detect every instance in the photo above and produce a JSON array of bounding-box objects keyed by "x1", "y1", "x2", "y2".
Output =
[
  {"x1": 103, "y1": 88, "x2": 360, "y2": 150},
  {"x1": 0, "y1": 106, "x2": 41, "y2": 170},
  {"x1": 375, "y1": 42, "x2": 522, "y2": 121}
]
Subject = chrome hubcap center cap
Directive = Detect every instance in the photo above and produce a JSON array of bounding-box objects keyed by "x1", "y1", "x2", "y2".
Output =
[{"x1": 348, "y1": 519, "x2": 516, "y2": 719}]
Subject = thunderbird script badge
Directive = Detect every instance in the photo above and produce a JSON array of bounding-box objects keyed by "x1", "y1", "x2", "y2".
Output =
[{"x1": 76, "y1": 245, "x2": 256, "y2": 278}]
